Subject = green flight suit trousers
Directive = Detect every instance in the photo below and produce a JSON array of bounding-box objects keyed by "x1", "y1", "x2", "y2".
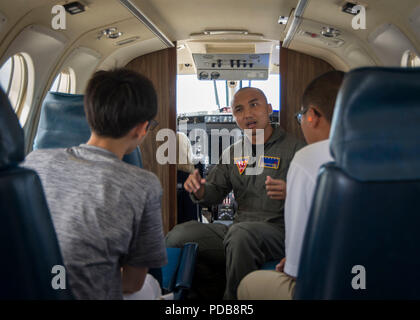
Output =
[{"x1": 166, "y1": 220, "x2": 285, "y2": 300}]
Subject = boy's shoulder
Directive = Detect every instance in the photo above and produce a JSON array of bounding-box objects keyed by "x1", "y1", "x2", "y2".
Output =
[
  {"x1": 24, "y1": 148, "x2": 67, "y2": 164},
  {"x1": 120, "y1": 162, "x2": 161, "y2": 188},
  {"x1": 106, "y1": 159, "x2": 162, "y2": 197},
  {"x1": 25, "y1": 147, "x2": 162, "y2": 193}
]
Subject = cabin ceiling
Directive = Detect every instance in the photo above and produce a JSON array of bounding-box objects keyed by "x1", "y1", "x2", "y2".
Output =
[
  {"x1": 291, "y1": 0, "x2": 420, "y2": 69},
  {"x1": 0, "y1": 0, "x2": 297, "y2": 42},
  {"x1": 0, "y1": 0, "x2": 419, "y2": 74},
  {"x1": 127, "y1": 0, "x2": 297, "y2": 42}
]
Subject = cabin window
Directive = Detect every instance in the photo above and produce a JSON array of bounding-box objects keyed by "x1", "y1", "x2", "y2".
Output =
[
  {"x1": 50, "y1": 68, "x2": 76, "y2": 94},
  {"x1": 401, "y1": 50, "x2": 420, "y2": 67},
  {"x1": 176, "y1": 74, "x2": 280, "y2": 115},
  {"x1": 0, "y1": 52, "x2": 34, "y2": 126}
]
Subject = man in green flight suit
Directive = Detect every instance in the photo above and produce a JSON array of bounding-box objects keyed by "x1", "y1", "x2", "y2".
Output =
[{"x1": 166, "y1": 87, "x2": 305, "y2": 300}]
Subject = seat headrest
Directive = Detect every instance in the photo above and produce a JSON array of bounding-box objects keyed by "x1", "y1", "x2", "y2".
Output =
[
  {"x1": 0, "y1": 88, "x2": 24, "y2": 168},
  {"x1": 34, "y1": 91, "x2": 144, "y2": 168},
  {"x1": 33, "y1": 92, "x2": 90, "y2": 150},
  {"x1": 330, "y1": 67, "x2": 420, "y2": 181}
]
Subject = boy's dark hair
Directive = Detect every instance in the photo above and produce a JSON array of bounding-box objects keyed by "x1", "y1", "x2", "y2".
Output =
[
  {"x1": 84, "y1": 68, "x2": 157, "y2": 138},
  {"x1": 302, "y1": 70, "x2": 345, "y2": 124}
]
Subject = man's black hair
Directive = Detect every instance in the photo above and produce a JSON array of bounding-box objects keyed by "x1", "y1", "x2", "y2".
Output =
[
  {"x1": 84, "y1": 68, "x2": 157, "y2": 138},
  {"x1": 302, "y1": 70, "x2": 345, "y2": 124}
]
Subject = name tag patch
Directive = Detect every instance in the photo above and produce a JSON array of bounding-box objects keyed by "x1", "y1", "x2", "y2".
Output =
[
  {"x1": 259, "y1": 156, "x2": 281, "y2": 169},
  {"x1": 235, "y1": 157, "x2": 249, "y2": 175}
]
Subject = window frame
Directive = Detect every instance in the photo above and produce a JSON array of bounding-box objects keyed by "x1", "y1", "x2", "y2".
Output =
[
  {"x1": 401, "y1": 50, "x2": 420, "y2": 68},
  {"x1": 0, "y1": 52, "x2": 34, "y2": 126},
  {"x1": 50, "y1": 67, "x2": 76, "y2": 94}
]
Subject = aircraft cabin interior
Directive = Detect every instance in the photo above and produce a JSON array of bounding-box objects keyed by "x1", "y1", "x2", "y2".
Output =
[{"x1": 0, "y1": 0, "x2": 419, "y2": 302}]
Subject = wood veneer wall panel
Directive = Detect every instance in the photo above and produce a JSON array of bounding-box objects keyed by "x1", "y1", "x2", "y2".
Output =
[
  {"x1": 280, "y1": 47, "x2": 334, "y2": 140},
  {"x1": 125, "y1": 47, "x2": 177, "y2": 234}
]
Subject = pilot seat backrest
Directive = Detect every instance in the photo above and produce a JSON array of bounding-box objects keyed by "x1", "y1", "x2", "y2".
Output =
[
  {"x1": 294, "y1": 67, "x2": 420, "y2": 299},
  {"x1": 33, "y1": 92, "x2": 143, "y2": 167},
  {"x1": 0, "y1": 89, "x2": 73, "y2": 299}
]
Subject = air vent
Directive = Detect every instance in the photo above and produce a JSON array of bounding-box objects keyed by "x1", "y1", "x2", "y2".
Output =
[
  {"x1": 321, "y1": 27, "x2": 341, "y2": 38},
  {"x1": 115, "y1": 36, "x2": 140, "y2": 46},
  {"x1": 203, "y1": 30, "x2": 249, "y2": 35},
  {"x1": 98, "y1": 27, "x2": 123, "y2": 40}
]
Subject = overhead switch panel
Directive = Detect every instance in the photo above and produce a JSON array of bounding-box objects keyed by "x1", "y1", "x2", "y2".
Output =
[{"x1": 192, "y1": 53, "x2": 270, "y2": 80}]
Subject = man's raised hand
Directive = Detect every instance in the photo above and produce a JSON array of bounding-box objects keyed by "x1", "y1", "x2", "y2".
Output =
[{"x1": 184, "y1": 169, "x2": 206, "y2": 199}]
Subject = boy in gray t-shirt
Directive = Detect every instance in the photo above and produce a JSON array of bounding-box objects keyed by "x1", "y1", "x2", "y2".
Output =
[{"x1": 24, "y1": 69, "x2": 167, "y2": 299}]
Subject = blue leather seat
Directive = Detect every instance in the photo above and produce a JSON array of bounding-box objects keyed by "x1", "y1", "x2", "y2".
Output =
[
  {"x1": 33, "y1": 92, "x2": 143, "y2": 167},
  {"x1": 0, "y1": 89, "x2": 73, "y2": 299},
  {"x1": 164, "y1": 243, "x2": 199, "y2": 300},
  {"x1": 294, "y1": 67, "x2": 420, "y2": 299},
  {"x1": 149, "y1": 242, "x2": 199, "y2": 300}
]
